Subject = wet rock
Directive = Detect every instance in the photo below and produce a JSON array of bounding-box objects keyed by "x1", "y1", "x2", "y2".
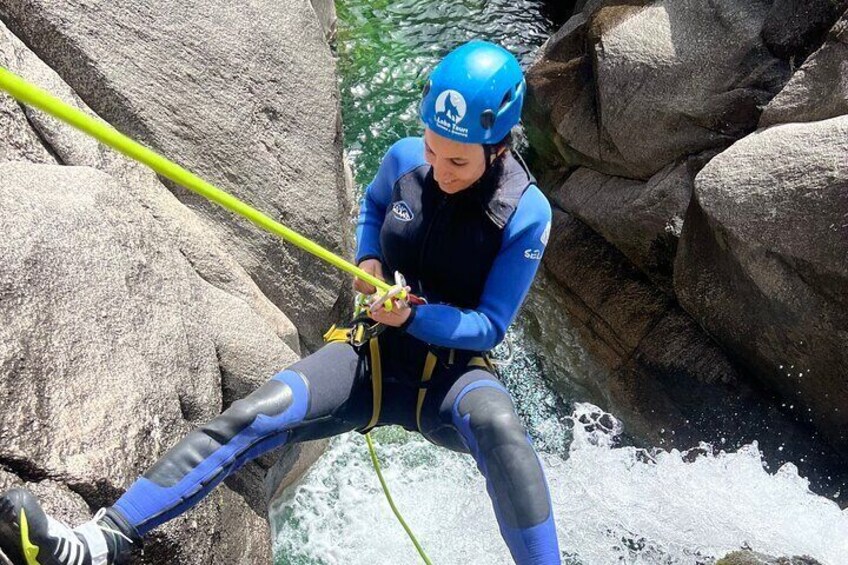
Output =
[
  {"x1": 550, "y1": 159, "x2": 699, "y2": 292},
  {"x1": 265, "y1": 439, "x2": 331, "y2": 503},
  {"x1": 0, "y1": 0, "x2": 354, "y2": 349},
  {"x1": 717, "y1": 550, "x2": 823, "y2": 565},
  {"x1": 675, "y1": 115, "x2": 848, "y2": 458},
  {"x1": 761, "y1": 0, "x2": 848, "y2": 62},
  {"x1": 532, "y1": 210, "x2": 742, "y2": 444},
  {"x1": 526, "y1": 0, "x2": 789, "y2": 180},
  {"x1": 760, "y1": 10, "x2": 848, "y2": 127},
  {"x1": 524, "y1": 211, "x2": 848, "y2": 497}
]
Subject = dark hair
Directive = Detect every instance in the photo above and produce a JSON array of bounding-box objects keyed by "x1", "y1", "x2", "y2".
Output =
[{"x1": 483, "y1": 131, "x2": 513, "y2": 167}]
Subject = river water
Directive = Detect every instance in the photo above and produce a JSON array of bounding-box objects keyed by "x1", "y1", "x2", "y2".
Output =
[{"x1": 271, "y1": 2, "x2": 848, "y2": 563}]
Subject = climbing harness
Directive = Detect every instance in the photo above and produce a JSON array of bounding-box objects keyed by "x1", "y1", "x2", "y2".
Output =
[
  {"x1": 322, "y1": 294, "x2": 498, "y2": 565},
  {"x1": 415, "y1": 349, "x2": 495, "y2": 436}
]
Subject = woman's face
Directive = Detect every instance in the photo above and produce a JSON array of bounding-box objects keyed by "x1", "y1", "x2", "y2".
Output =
[{"x1": 424, "y1": 128, "x2": 487, "y2": 194}]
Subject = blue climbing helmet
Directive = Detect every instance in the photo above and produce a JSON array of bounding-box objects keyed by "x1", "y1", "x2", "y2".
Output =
[{"x1": 420, "y1": 40, "x2": 526, "y2": 145}]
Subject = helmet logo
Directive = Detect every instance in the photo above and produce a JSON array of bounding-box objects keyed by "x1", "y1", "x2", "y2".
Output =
[{"x1": 434, "y1": 90, "x2": 469, "y2": 138}]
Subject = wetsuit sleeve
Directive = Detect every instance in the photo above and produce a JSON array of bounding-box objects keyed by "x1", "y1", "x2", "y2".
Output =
[
  {"x1": 403, "y1": 186, "x2": 552, "y2": 351},
  {"x1": 355, "y1": 137, "x2": 426, "y2": 264}
]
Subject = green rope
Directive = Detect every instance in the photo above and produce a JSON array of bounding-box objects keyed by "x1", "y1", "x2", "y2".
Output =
[{"x1": 365, "y1": 432, "x2": 433, "y2": 565}]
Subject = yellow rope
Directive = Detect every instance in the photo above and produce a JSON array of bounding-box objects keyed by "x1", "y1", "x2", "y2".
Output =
[
  {"x1": 0, "y1": 65, "x2": 434, "y2": 564},
  {"x1": 365, "y1": 433, "x2": 433, "y2": 565},
  {"x1": 0, "y1": 66, "x2": 392, "y2": 295}
]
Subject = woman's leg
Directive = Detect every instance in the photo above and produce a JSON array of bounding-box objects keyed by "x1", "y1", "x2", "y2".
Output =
[
  {"x1": 0, "y1": 341, "x2": 372, "y2": 565},
  {"x1": 422, "y1": 368, "x2": 561, "y2": 565}
]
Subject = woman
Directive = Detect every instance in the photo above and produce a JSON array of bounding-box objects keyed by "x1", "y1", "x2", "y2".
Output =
[{"x1": 0, "y1": 40, "x2": 558, "y2": 565}]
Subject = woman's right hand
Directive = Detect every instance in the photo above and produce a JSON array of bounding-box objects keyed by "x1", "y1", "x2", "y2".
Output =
[{"x1": 353, "y1": 259, "x2": 385, "y2": 295}]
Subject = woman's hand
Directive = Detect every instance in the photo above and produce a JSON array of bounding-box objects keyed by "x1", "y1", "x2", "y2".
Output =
[
  {"x1": 369, "y1": 297, "x2": 412, "y2": 327},
  {"x1": 354, "y1": 259, "x2": 385, "y2": 294}
]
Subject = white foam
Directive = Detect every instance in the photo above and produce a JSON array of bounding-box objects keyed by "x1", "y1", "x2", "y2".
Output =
[{"x1": 272, "y1": 404, "x2": 848, "y2": 565}]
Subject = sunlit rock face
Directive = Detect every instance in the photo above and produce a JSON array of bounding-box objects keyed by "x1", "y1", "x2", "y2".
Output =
[
  {"x1": 0, "y1": 9, "x2": 339, "y2": 562},
  {"x1": 0, "y1": 0, "x2": 354, "y2": 350},
  {"x1": 675, "y1": 115, "x2": 848, "y2": 459},
  {"x1": 526, "y1": 0, "x2": 789, "y2": 180}
]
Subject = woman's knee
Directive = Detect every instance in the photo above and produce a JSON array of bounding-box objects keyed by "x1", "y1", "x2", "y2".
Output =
[
  {"x1": 453, "y1": 383, "x2": 526, "y2": 448},
  {"x1": 142, "y1": 370, "x2": 309, "y2": 487},
  {"x1": 452, "y1": 384, "x2": 551, "y2": 529}
]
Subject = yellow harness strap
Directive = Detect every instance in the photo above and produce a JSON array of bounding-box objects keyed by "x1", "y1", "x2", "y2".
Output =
[
  {"x1": 323, "y1": 324, "x2": 384, "y2": 433},
  {"x1": 467, "y1": 355, "x2": 495, "y2": 372},
  {"x1": 323, "y1": 324, "x2": 351, "y2": 343},
  {"x1": 415, "y1": 351, "x2": 439, "y2": 433},
  {"x1": 415, "y1": 350, "x2": 495, "y2": 433},
  {"x1": 363, "y1": 337, "x2": 383, "y2": 432}
]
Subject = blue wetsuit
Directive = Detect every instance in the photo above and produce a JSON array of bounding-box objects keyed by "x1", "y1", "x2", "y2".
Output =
[{"x1": 110, "y1": 137, "x2": 560, "y2": 564}]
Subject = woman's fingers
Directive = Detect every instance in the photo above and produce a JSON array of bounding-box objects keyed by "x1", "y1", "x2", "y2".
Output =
[
  {"x1": 353, "y1": 277, "x2": 376, "y2": 294},
  {"x1": 353, "y1": 259, "x2": 385, "y2": 294}
]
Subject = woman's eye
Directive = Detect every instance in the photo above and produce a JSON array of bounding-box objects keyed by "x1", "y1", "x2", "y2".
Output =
[{"x1": 451, "y1": 160, "x2": 467, "y2": 167}]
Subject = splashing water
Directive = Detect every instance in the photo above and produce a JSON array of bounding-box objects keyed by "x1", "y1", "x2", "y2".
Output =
[{"x1": 272, "y1": 333, "x2": 848, "y2": 565}]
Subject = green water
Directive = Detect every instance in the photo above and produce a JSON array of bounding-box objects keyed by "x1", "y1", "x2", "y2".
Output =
[{"x1": 335, "y1": 0, "x2": 563, "y2": 190}]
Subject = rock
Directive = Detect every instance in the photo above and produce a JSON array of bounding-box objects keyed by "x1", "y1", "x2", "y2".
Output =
[
  {"x1": 265, "y1": 439, "x2": 331, "y2": 503},
  {"x1": 0, "y1": 21, "x2": 336, "y2": 559},
  {"x1": 675, "y1": 116, "x2": 848, "y2": 458},
  {"x1": 524, "y1": 210, "x2": 848, "y2": 496},
  {"x1": 761, "y1": 0, "x2": 848, "y2": 62},
  {"x1": 526, "y1": 1, "x2": 789, "y2": 179},
  {"x1": 0, "y1": 26, "x2": 57, "y2": 164},
  {"x1": 550, "y1": 159, "x2": 700, "y2": 291},
  {"x1": 541, "y1": 1, "x2": 583, "y2": 26},
  {"x1": 310, "y1": 0, "x2": 338, "y2": 39},
  {"x1": 760, "y1": 10, "x2": 848, "y2": 127},
  {"x1": 0, "y1": 0, "x2": 354, "y2": 349},
  {"x1": 0, "y1": 13, "x2": 334, "y2": 553},
  {"x1": 717, "y1": 550, "x2": 823, "y2": 565},
  {"x1": 0, "y1": 15, "x2": 302, "y2": 379},
  {"x1": 0, "y1": 161, "x2": 309, "y2": 562}
]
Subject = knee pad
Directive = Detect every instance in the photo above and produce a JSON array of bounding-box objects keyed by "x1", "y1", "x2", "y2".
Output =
[
  {"x1": 452, "y1": 381, "x2": 550, "y2": 530},
  {"x1": 143, "y1": 369, "x2": 309, "y2": 488},
  {"x1": 114, "y1": 370, "x2": 310, "y2": 535}
]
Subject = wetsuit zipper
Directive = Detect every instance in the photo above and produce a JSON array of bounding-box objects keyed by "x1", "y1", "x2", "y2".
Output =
[{"x1": 417, "y1": 193, "x2": 448, "y2": 298}]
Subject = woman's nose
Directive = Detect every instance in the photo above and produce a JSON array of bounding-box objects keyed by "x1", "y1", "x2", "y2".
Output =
[{"x1": 432, "y1": 162, "x2": 452, "y2": 183}]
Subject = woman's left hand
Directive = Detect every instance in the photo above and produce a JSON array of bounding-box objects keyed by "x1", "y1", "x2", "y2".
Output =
[{"x1": 368, "y1": 296, "x2": 412, "y2": 327}]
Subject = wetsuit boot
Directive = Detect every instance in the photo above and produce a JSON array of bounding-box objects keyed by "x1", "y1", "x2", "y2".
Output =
[{"x1": 0, "y1": 488, "x2": 140, "y2": 565}]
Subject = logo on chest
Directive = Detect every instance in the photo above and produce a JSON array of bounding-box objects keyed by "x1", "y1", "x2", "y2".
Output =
[{"x1": 391, "y1": 201, "x2": 415, "y2": 222}]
